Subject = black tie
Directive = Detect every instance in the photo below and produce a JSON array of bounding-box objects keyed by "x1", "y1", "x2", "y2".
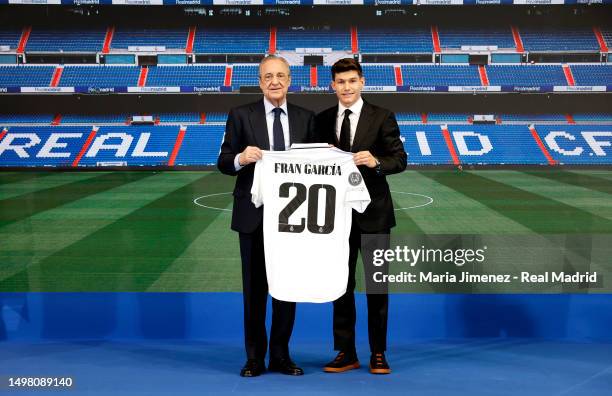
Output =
[
  {"x1": 272, "y1": 107, "x2": 285, "y2": 151},
  {"x1": 339, "y1": 109, "x2": 352, "y2": 152}
]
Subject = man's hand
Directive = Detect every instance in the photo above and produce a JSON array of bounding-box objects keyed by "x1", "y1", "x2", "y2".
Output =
[
  {"x1": 239, "y1": 146, "x2": 263, "y2": 166},
  {"x1": 353, "y1": 151, "x2": 378, "y2": 168}
]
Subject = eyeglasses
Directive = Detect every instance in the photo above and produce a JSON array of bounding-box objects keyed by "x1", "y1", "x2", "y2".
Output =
[{"x1": 261, "y1": 73, "x2": 289, "y2": 83}]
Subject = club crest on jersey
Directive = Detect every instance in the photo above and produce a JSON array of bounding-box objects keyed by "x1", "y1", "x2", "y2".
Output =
[{"x1": 349, "y1": 172, "x2": 362, "y2": 186}]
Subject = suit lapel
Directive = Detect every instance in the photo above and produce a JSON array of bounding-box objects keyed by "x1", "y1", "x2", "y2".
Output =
[
  {"x1": 351, "y1": 101, "x2": 373, "y2": 152},
  {"x1": 287, "y1": 103, "x2": 299, "y2": 146},
  {"x1": 248, "y1": 100, "x2": 270, "y2": 150},
  {"x1": 328, "y1": 105, "x2": 340, "y2": 146}
]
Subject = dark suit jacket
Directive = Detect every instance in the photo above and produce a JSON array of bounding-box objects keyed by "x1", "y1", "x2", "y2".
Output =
[
  {"x1": 315, "y1": 101, "x2": 407, "y2": 232},
  {"x1": 217, "y1": 99, "x2": 316, "y2": 233}
]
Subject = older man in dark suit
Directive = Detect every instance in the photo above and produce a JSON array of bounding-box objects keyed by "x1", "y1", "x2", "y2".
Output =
[
  {"x1": 217, "y1": 55, "x2": 315, "y2": 377},
  {"x1": 316, "y1": 58, "x2": 407, "y2": 375}
]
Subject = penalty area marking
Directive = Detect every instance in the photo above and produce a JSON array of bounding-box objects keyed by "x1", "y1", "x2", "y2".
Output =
[{"x1": 193, "y1": 190, "x2": 434, "y2": 212}]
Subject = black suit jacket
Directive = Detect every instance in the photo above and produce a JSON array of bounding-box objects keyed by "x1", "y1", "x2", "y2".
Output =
[
  {"x1": 315, "y1": 101, "x2": 407, "y2": 232},
  {"x1": 217, "y1": 99, "x2": 316, "y2": 233}
]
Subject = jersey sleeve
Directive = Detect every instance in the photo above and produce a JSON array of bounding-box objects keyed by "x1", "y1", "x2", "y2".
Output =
[
  {"x1": 345, "y1": 167, "x2": 371, "y2": 214},
  {"x1": 251, "y1": 158, "x2": 264, "y2": 208}
]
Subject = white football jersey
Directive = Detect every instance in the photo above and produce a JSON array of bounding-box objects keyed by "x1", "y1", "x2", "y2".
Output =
[{"x1": 251, "y1": 146, "x2": 371, "y2": 303}]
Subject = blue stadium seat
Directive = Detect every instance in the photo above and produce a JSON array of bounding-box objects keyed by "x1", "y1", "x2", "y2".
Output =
[
  {"x1": 395, "y1": 113, "x2": 422, "y2": 122},
  {"x1": 402, "y1": 65, "x2": 481, "y2": 86},
  {"x1": 61, "y1": 114, "x2": 128, "y2": 124},
  {"x1": 0, "y1": 28, "x2": 23, "y2": 50},
  {"x1": 231, "y1": 65, "x2": 259, "y2": 88},
  {"x1": 570, "y1": 65, "x2": 612, "y2": 86},
  {"x1": 27, "y1": 28, "x2": 105, "y2": 52},
  {"x1": 486, "y1": 65, "x2": 567, "y2": 86},
  {"x1": 572, "y1": 113, "x2": 612, "y2": 122},
  {"x1": 0, "y1": 114, "x2": 55, "y2": 124},
  {"x1": 428, "y1": 114, "x2": 469, "y2": 123},
  {"x1": 176, "y1": 125, "x2": 226, "y2": 165},
  {"x1": 0, "y1": 66, "x2": 55, "y2": 86},
  {"x1": 289, "y1": 65, "x2": 311, "y2": 87},
  {"x1": 362, "y1": 65, "x2": 395, "y2": 86},
  {"x1": 145, "y1": 66, "x2": 225, "y2": 87},
  {"x1": 520, "y1": 27, "x2": 600, "y2": 51},
  {"x1": 157, "y1": 113, "x2": 200, "y2": 123},
  {"x1": 500, "y1": 114, "x2": 566, "y2": 122},
  {"x1": 59, "y1": 66, "x2": 140, "y2": 87},
  {"x1": 205, "y1": 113, "x2": 228, "y2": 123}
]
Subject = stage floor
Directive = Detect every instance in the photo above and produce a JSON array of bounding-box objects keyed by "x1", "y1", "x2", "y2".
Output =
[{"x1": 2, "y1": 339, "x2": 612, "y2": 396}]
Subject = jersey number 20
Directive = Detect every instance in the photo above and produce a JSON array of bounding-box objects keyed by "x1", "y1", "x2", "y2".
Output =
[{"x1": 278, "y1": 182, "x2": 336, "y2": 234}]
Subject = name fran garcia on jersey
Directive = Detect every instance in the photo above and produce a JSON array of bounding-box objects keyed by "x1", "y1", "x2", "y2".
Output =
[{"x1": 275, "y1": 162, "x2": 342, "y2": 176}]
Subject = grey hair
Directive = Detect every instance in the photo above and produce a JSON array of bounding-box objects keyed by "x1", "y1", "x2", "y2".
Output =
[{"x1": 259, "y1": 55, "x2": 291, "y2": 78}]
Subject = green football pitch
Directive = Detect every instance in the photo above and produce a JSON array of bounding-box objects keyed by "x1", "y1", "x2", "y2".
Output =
[{"x1": 1, "y1": 169, "x2": 611, "y2": 292}]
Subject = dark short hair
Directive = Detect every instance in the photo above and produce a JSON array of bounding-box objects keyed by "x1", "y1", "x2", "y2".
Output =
[{"x1": 331, "y1": 58, "x2": 363, "y2": 80}]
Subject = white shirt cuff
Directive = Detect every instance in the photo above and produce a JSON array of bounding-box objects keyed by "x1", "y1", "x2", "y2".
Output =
[{"x1": 234, "y1": 153, "x2": 243, "y2": 171}]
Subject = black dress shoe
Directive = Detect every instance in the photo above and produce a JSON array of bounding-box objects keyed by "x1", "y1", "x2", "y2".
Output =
[
  {"x1": 240, "y1": 359, "x2": 266, "y2": 377},
  {"x1": 323, "y1": 351, "x2": 360, "y2": 373},
  {"x1": 268, "y1": 357, "x2": 304, "y2": 376},
  {"x1": 369, "y1": 352, "x2": 391, "y2": 374}
]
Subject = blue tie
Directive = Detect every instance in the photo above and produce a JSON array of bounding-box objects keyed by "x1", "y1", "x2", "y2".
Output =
[{"x1": 272, "y1": 107, "x2": 285, "y2": 151}]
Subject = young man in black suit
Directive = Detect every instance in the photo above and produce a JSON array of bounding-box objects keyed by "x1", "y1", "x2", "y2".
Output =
[
  {"x1": 316, "y1": 58, "x2": 407, "y2": 374},
  {"x1": 217, "y1": 55, "x2": 316, "y2": 377}
]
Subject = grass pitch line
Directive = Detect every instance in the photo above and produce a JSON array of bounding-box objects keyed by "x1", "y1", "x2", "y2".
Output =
[{"x1": 193, "y1": 191, "x2": 434, "y2": 212}]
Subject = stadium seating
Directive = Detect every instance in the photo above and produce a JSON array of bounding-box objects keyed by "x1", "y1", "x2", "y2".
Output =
[
  {"x1": 27, "y1": 29, "x2": 106, "y2": 52},
  {"x1": 61, "y1": 114, "x2": 128, "y2": 124},
  {"x1": 0, "y1": 66, "x2": 55, "y2": 86},
  {"x1": 231, "y1": 65, "x2": 259, "y2": 88},
  {"x1": 519, "y1": 27, "x2": 600, "y2": 52},
  {"x1": 401, "y1": 65, "x2": 481, "y2": 86},
  {"x1": 0, "y1": 114, "x2": 55, "y2": 124},
  {"x1": 486, "y1": 65, "x2": 567, "y2": 86},
  {"x1": 570, "y1": 65, "x2": 612, "y2": 85},
  {"x1": 0, "y1": 28, "x2": 22, "y2": 50},
  {"x1": 499, "y1": 114, "x2": 567, "y2": 122},
  {"x1": 146, "y1": 65, "x2": 226, "y2": 87},
  {"x1": 58, "y1": 66, "x2": 140, "y2": 87}
]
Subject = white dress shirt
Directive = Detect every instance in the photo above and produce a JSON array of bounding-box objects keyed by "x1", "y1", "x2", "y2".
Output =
[
  {"x1": 234, "y1": 97, "x2": 290, "y2": 171},
  {"x1": 335, "y1": 97, "x2": 363, "y2": 149}
]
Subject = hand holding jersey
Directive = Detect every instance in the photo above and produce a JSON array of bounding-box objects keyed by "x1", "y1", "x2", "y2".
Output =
[{"x1": 251, "y1": 145, "x2": 370, "y2": 303}]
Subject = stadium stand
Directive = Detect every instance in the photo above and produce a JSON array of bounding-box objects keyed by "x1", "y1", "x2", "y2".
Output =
[
  {"x1": 26, "y1": 28, "x2": 105, "y2": 52},
  {"x1": 145, "y1": 65, "x2": 226, "y2": 87},
  {"x1": 401, "y1": 65, "x2": 481, "y2": 86},
  {"x1": 231, "y1": 65, "x2": 259, "y2": 88},
  {"x1": 0, "y1": 66, "x2": 55, "y2": 86},
  {"x1": 58, "y1": 66, "x2": 140, "y2": 87},
  {"x1": 0, "y1": 28, "x2": 22, "y2": 50},
  {"x1": 519, "y1": 26, "x2": 601, "y2": 52},
  {"x1": 570, "y1": 64, "x2": 612, "y2": 85},
  {"x1": 486, "y1": 65, "x2": 568, "y2": 86}
]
